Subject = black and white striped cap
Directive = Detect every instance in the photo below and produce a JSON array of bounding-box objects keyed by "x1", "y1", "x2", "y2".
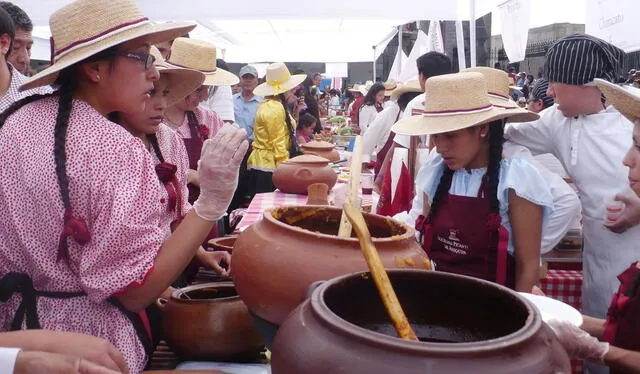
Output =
[
  {"x1": 544, "y1": 34, "x2": 624, "y2": 85},
  {"x1": 529, "y1": 79, "x2": 554, "y2": 109}
]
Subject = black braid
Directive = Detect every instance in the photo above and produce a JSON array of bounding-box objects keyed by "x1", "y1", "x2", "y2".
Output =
[
  {"x1": 277, "y1": 93, "x2": 295, "y2": 135},
  {"x1": 0, "y1": 93, "x2": 58, "y2": 130},
  {"x1": 53, "y1": 82, "x2": 75, "y2": 210},
  {"x1": 427, "y1": 165, "x2": 454, "y2": 222},
  {"x1": 147, "y1": 133, "x2": 165, "y2": 163},
  {"x1": 486, "y1": 120, "x2": 505, "y2": 215}
]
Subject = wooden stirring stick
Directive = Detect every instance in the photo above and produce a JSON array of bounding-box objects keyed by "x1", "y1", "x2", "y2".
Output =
[
  {"x1": 343, "y1": 202, "x2": 418, "y2": 341},
  {"x1": 338, "y1": 136, "x2": 363, "y2": 237}
]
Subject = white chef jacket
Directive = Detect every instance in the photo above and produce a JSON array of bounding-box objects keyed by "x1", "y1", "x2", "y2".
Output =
[
  {"x1": 0, "y1": 348, "x2": 20, "y2": 374},
  {"x1": 396, "y1": 145, "x2": 580, "y2": 255},
  {"x1": 505, "y1": 104, "x2": 640, "y2": 318},
  {"x1": 362, "y1": 103, "x2": 401, "y2": 163},
  {"x1": 358, "y1": 104, "x2": 379, "y2": 135},
  {"x1": 394, "y1": 93, "x2": 425, "y2": 149}
]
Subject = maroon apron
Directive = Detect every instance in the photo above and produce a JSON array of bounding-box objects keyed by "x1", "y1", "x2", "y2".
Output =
[
  {"x1": 183, "y1": 111, "x2": 205, "y2": 205},
  {"x1": 415, "y1": 175, "x2": 514, "y2": 288},
  {"x1": 603, "y1": 261, "x2": 640, "y2": 373}
]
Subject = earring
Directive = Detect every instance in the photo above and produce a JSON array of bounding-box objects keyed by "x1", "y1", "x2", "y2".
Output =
[
  {"x1": 96, "y1": 74, "x2": 101, "y2": 81},
  {"x1": 480, "y1": 133, "x2": 486, "y2": 138}
]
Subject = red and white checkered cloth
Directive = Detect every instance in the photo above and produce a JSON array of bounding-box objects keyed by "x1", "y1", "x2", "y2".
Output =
[
  {"x1": 234, "y1": 190, "x2": 376, "y2": 232},
  {"x1": 541, "y1": 269, "x2": 584, "y2": 374}
]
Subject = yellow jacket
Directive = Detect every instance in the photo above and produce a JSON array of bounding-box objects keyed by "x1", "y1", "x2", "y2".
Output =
[{"x1": 247, "y1": 98, "x2": 294, "y2": 171}]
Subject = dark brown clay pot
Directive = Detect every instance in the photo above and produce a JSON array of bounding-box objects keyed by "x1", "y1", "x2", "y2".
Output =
[
  {"x1": 299, "y1": 140, "x2": 341, "y2": 162},
  {"x1": 232, "y1": 206, "x2": 430, "y2": 327},
  {"x1": 272, "y1": 269, "x2": 571, "y2": 374},
  {"x1": 156, "y1": 282, "x2": 264, "y2": 361},
  {"x1": 207, "y1": 235, "x2": 237, "y2": 253},
  {"x1": 272, "y1": 155, "x2": 338, "y2": 195}
]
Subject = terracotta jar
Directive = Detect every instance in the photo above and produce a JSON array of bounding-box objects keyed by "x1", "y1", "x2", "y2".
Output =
[
  {"x1": 232, "y1": 206, "x2": 430, "y2": 329},
  {"x1": 156, "y1": 282, "x2": 264, "y2": 361},
  {"x1": 272, "y1": 269, "x2": 571, "y2": 374},
  {"x1": 272, "y1": 155, "x2": 337, "y2": 194},
  {"x1": 206, "y1": 235, "x2": 237, "y2": 253},
  {"x1": 299, "y1": 140, "x2": 341, "y2": 162}
]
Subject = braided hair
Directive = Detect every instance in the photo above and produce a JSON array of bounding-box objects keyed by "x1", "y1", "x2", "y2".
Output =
[
  {"x1": 428, "y1": 119, "x2": 505, "y2": 222},
  {"x1": 277, "y1": 93, "x2": 295, "y2": 135}
]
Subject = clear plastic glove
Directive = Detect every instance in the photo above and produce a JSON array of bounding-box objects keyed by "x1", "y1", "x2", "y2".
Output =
[
  {"x1": 604, "y1": 192, "x2": 640, "y2": 233},
  {"x1": 193, "y1": 124, "x2": 249, "y2": 221},
  {"x1": 547, "y1": 319, "x2": 610, "y2": 362}
]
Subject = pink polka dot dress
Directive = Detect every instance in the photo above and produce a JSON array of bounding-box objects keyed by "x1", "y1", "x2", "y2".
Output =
[{"x1": 0, "y1": 97, "x2": 170, "y2": 373}]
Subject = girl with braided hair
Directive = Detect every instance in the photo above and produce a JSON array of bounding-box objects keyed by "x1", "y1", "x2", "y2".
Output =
[
  {"x1": 392, "y1": 72, "x2": 554, "y2": 292},
  {"x1": 0, "y1": 1, "x2": 248, "y2": 372}
]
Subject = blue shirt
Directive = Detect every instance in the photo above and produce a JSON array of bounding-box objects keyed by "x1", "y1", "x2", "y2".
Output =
[{"x1": 233, "y1": 93, "x2": 263, "y2": 140}]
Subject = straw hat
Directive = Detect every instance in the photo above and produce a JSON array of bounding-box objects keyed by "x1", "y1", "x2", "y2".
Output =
[
  {"x1": 463, "y1": 66, "x2": 539, "y2": 122},
  {"x1": 595, "y1": 78, "x2": 640, "y2": 122},
  {"x1": 383, "y1": 79, "x2": 398, "y2": 96},
  {"x1": 253, "y1": 62, "x2": 306, "y2": 97},
  {"x1": 20, "y1": 0, "x2": 196, "y2": 91},
  {"x1": 392, "y1": 72, "x2": 533, "y2": 136},
  {"x1": 149, "y1": 46, "x2": 205, "y2": 105},
  {"x1": 165, "y1": 38, "x2": 238, "y2": 86},
  {"x1": 389, "y1": 78, "x2": 422, "y2": 101}
]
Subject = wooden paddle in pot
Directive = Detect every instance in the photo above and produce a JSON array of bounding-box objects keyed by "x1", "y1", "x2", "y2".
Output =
[{"x1": 342, "y1": 202, "x2": 418, "y2": 341}]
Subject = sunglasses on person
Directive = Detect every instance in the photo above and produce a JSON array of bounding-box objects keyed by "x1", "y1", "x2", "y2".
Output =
[{"x1": 113, "y1": 51, "x2": 156, "y2": 70}]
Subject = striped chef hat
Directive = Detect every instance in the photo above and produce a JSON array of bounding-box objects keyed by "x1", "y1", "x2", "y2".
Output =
[
  {"x1": 529, "y1": 78, "x2": 554, "y2": 109},
  {"x1": 544, "y1": 34, "x2": 624, "y2": 85}
]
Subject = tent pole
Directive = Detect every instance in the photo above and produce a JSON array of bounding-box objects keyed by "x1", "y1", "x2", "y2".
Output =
[
  {"x1": 470, "y1": 0, "x2": 476, "y2": 67},
  {"x1": 373, "y1": 46, "x2": 377, "y2": 81},
  {"x1": 398, "y1": 25, "x2": 403, "y2": 72}
]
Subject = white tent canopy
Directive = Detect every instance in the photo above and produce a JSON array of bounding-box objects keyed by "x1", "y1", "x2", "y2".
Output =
[{"x1": 24, "y1": 0, "x2": 503, "y2": 63}]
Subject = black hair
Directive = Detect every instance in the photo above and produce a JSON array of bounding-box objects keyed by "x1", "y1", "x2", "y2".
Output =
[
  {"x1": 0, "y1": 2, "x2": 30, "y2": 32},
  {"x1": 362, "y1": 82, "x2": 385, "y2": 106},
  {"x1": 296, "y1": 113, "x2": 316, "y2": 131},
  {"x1": 0, "y1": 6, "x2": 14, "y2": 54},
  {"x1": 216, "y1": 58, "x2": 230, "y2": 71},
  {"x1": 277, "y1": 93, "x2": 296, "y2": 138},
  {"x1": 426, "y1": 120, "x2": 504, "y2": 226},
  {"x1": 312, "y1": 72, "x2": 322, "y2": 79},
  {"x1": 416, "y1": 52, "x2": 453, "y2": 78},
  {"x1": 397, "y1": 91, "x2": 421, "y2": 112}
]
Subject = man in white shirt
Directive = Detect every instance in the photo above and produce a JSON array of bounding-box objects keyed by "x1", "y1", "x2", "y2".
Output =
[{"x1": 505, "y1": 34, "x2": 640, "y2": 374}]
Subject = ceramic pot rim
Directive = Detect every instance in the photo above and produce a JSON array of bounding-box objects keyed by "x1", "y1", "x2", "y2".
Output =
[
  {"x1": 170, "y1": 281, "x2": 240, "y2": 304},
  {"x1": 310, "y1": 269, "x2": 542, "y2": 354},
  {"x1": 262, "y1": 206, "x2": 416, "y2": 244}
]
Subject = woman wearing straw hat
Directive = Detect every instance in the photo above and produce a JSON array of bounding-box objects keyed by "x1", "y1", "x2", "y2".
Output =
[
  {"x1": 392, "y1": 72, "x2": 553, "y2": 292},
  {"x1": 163, "y1": 37, "x2": 240, "y2": 204},
  {"x1": 113, "y1": 47, "x2": 232, "y2": 280},
  {"x1": 539, "y1": 79, "x2": 640, "y2": 374},
  {"x1": 247, "y1": 62, "x2": 306, "y2": 196},
  {"x1": 0, "y1": 0, "x2": 248, "y2": 372},
  {"x1": 358, "y1": 82, "x2": 385, "y2": 135},
  {"x1": 347, "y1": 83, "x2": 367, "y2": 128}
]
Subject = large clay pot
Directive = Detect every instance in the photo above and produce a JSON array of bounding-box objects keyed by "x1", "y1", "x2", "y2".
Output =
[
  {"x1": 206, "y1": 235, "x2": 237, "y2": 253},
  {"x1": 232, "y1": 206, "x2": 430, "y2": 329},
  {"x1": 272, "y1": 269, "x2": 571, "y2": 374},
  {"x1": 299, "y1": 140, "x2": 341, "y2": 162},
  {"x1": 156, "y1": 282, "x2": 264, "y2": 361},
  {"x1": 272, "y1": 155, "x2": 338, "y2": 194}
]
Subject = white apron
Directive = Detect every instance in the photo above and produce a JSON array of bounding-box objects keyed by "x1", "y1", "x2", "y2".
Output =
[{"x1": 506, "y1": 106, "x2": 640, "y2": 320}]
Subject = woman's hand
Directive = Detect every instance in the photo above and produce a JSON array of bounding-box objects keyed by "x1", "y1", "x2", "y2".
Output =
[
  {"x1": 547, "y1": 319, "x2": 610, "y2": 362},
  {"x1": 187, "y1": 169, "x2": 200, "y2": 187},
  {"x1": 196, "y1": 247, "x2": 231, "y2": 276},
  {"x1": 604, "y1": 192, "x2": 640, "y2": 233}
]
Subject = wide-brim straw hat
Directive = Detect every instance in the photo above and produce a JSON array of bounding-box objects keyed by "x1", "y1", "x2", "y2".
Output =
[
  {"x1": 165, "y1": 37, "x2": 238, "y2": 86},
  {"x1": 149, "y1": 46, "x2": 204, "y2": 105},
  {"x1": 253, "y1": 62, "x2": 306, "y2": 97},
  {"x1": 389, "y1": 78, "x2": 422, "y2": 101},
  {"x1": 595, "y1": 78, "x2": 640, "y2": 123},
  {"x1": 392, "y1": 72, "x2": 534, "y2": 136},
  {"x1": 383, "y1": 79, "x2": 398, "y2": 96},
  {"x1": 20, "y1": 0, "x2": 196, "y2": 91},
  {"x1": 463, "y1": 67, "x2": 539, "y2": 122},
  {"x1": 348, "y1": 84, "x2": 364, "y2": 95}
]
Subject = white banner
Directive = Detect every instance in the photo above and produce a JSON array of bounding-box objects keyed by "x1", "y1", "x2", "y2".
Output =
[
  {"x1": 498, "y1": 0, "x2": 531, "y2": 62},
  {"x1": 325, "y1": 62, "x2": 349, "y2": 78},
  {"x1": 398, "y1": 30, "x2": 430, "y2": 82},
  {"x1": 586, "y1": 0, "x2": 639, "y2": 53},
  {"x1": 427, "y1": 20, "x2": 445, "y2": 54}
]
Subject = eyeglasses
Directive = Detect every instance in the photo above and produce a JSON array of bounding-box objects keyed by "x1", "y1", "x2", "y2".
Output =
[{"x1": 114, "y1": 51, "x2": 156, "y2": 70}]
